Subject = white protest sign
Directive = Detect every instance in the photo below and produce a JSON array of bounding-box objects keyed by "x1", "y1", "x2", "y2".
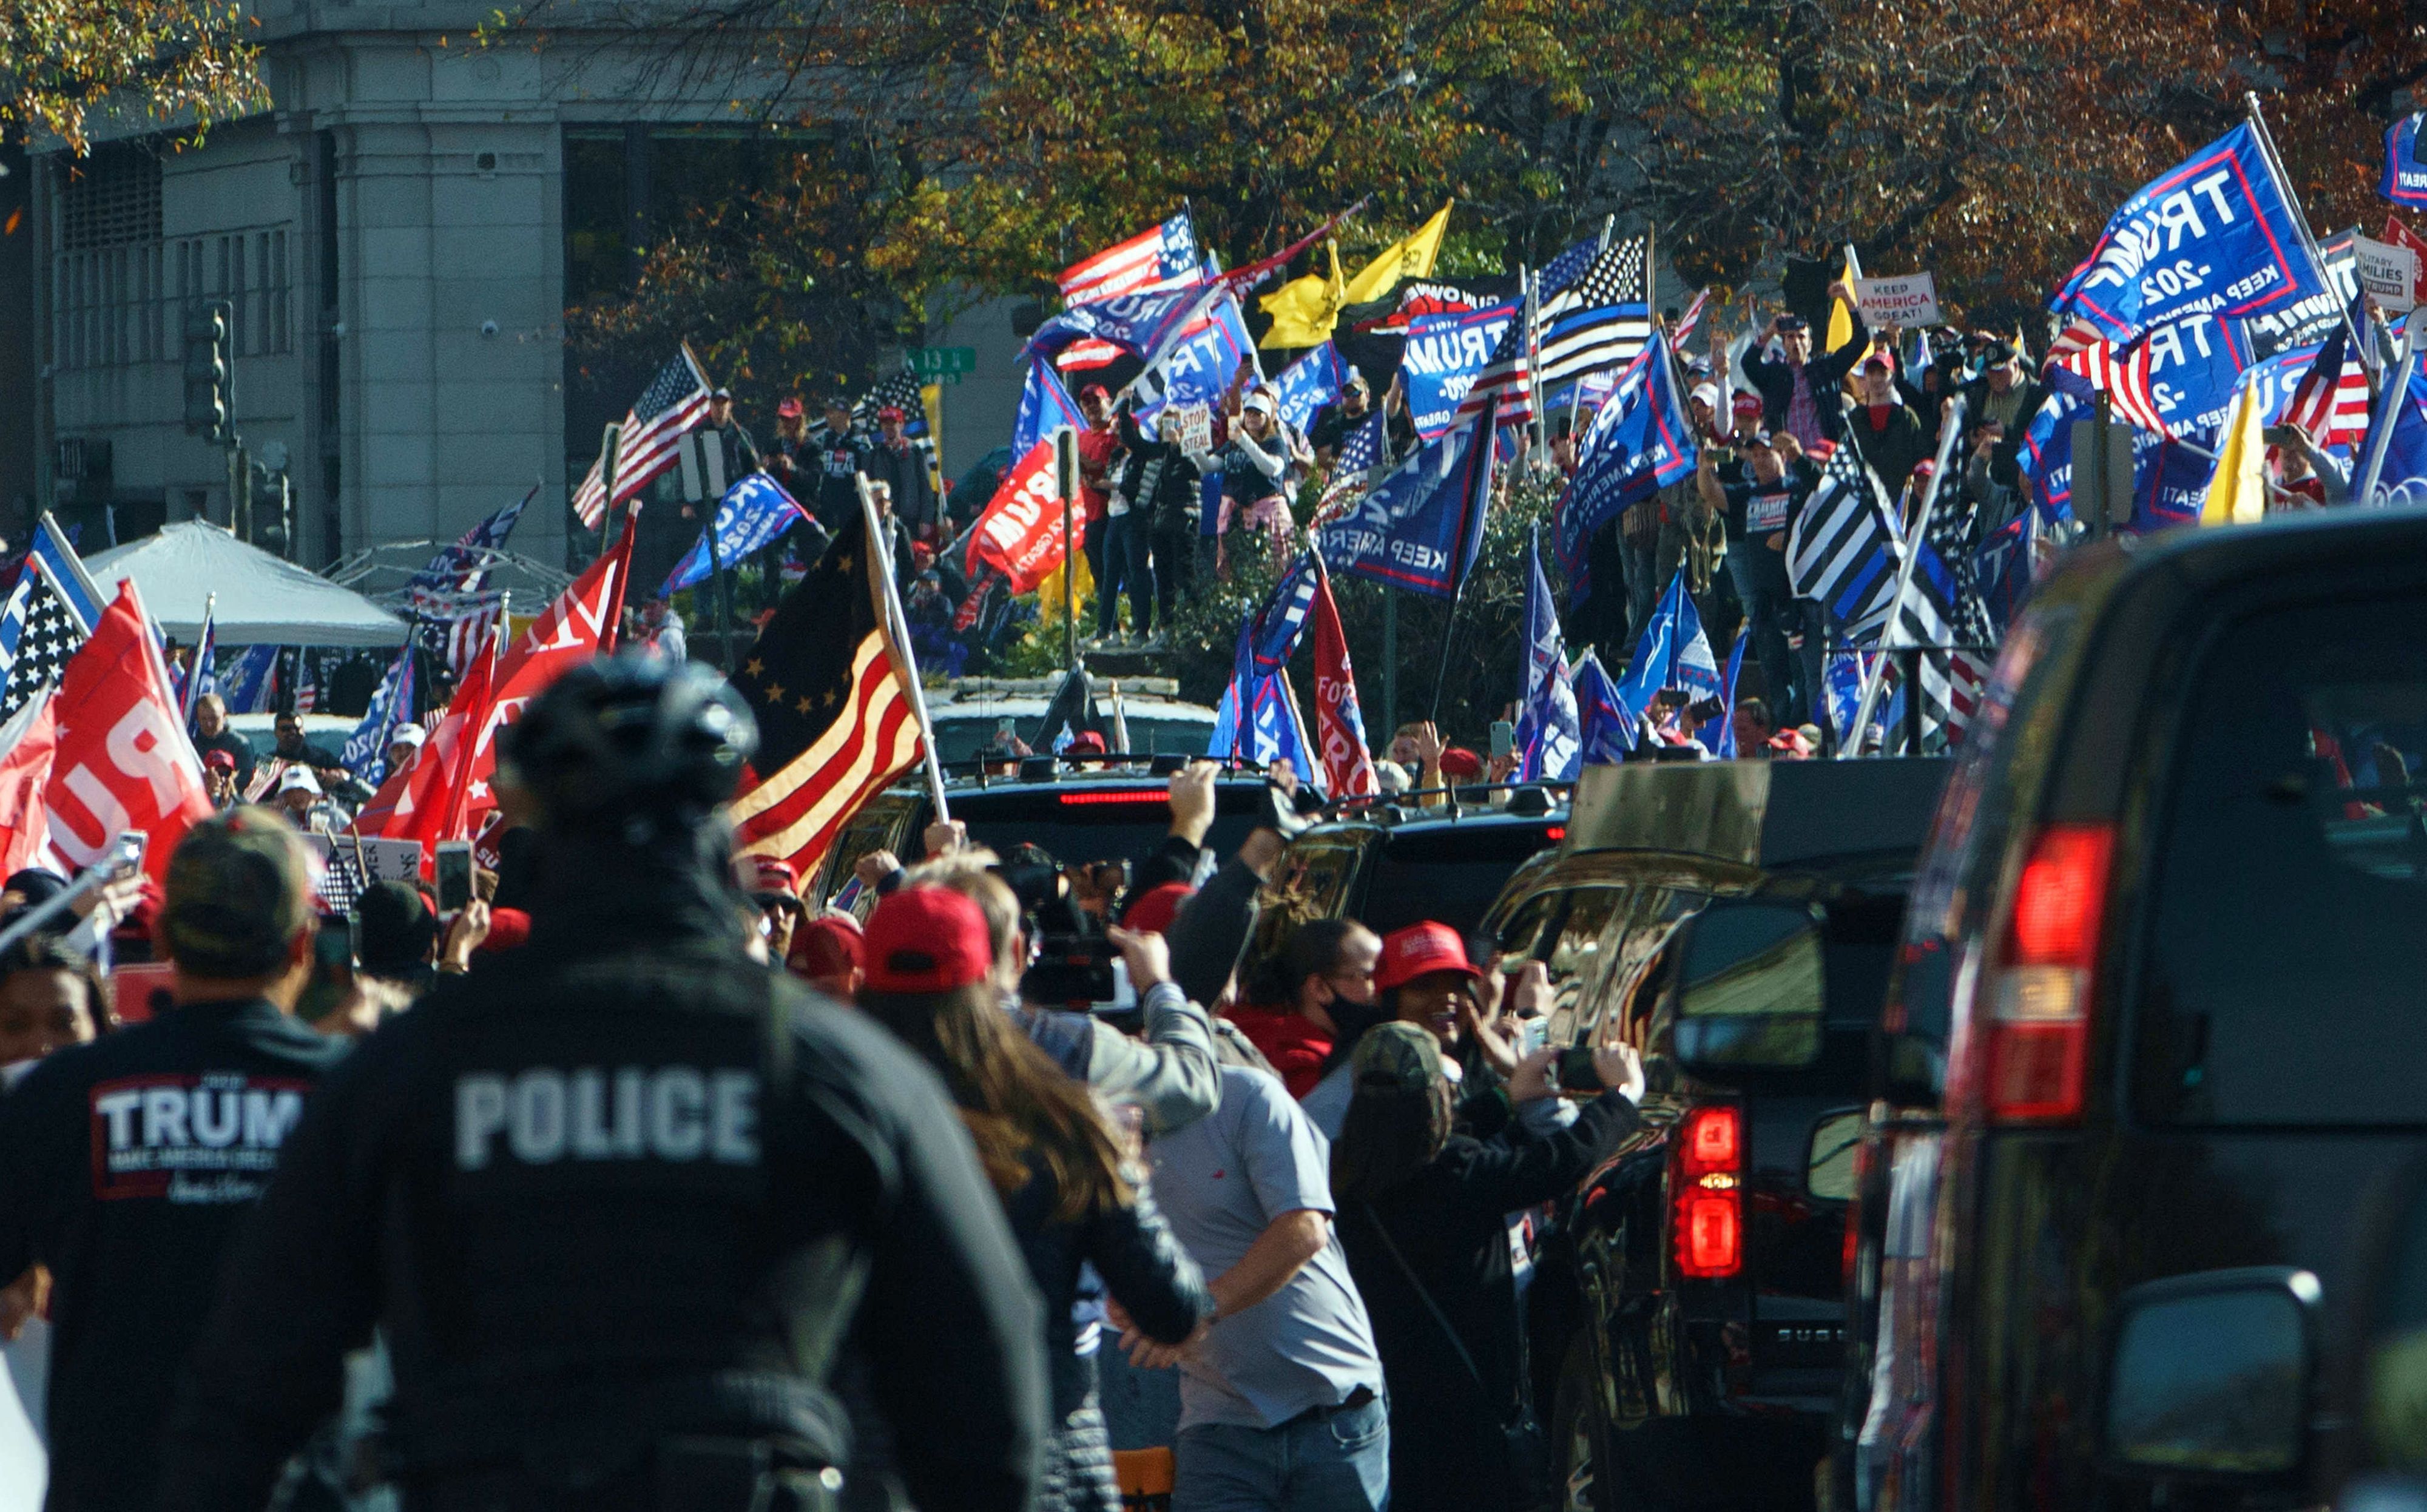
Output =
[
  {"x1": 1167, "y1": 402, "x2": 1214, "y2": 455},
  {"x1": 2355, "y1": 233, "x2": 2421, "y2": 312},
  {"x1": 307, "y1": 835, "x2": 424, "y2": 885},
  {"x1": 1852, "y1": 273, "x2": 1943, "y2": 328}
]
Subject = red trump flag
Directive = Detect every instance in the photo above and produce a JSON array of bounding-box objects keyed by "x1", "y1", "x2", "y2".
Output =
[{"x1": 44, "y1": 581, "x2": 212, "y2": 881}]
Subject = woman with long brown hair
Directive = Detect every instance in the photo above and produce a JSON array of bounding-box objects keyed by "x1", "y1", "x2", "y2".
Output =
[{"x1": 858, "y1": 886, "x2": 1214, "y2": 1512}]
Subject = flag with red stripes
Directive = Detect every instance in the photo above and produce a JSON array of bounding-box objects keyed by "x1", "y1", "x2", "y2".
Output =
[
  {"x1": 2049, "y1": 334, "x2": 2173, "y2": 435},
  {"x1": 729, "y1": 505, "x2": 923, "y2": 880},
  {"x1": 2281, "y1": 326, "x2": 2370, "y2": 448},
  {"x1": 570, "y1": 346, "x2": 712, "y2": 529},
  {"x1": 1456, "y1": 311, "x2": 1534, "y2": 427},
  {"x1": 1058, "y1": 211, "x2": 1200, "y2": 304}
]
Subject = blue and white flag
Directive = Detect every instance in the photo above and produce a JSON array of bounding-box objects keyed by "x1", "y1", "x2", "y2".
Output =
[
  {"x1": 1711, "y1": 626, "x2": 1750, "y2": 758},
  {"x1": 1399, "y1": 301, "x2": 1523, "y2": 439},
  {"x1": 2385, "y1": 112, "x2": 2427, "y2": 209},
  {"x1": 407, "y1": 488, "x2": 532, "y2": 596},
  {"x1": 31, "y1": 513, "x2": 102, "y2": 634},
  {"x1": 1208, "y1": 670, "x2": 1317, "y2": 787},
  {"x1": 339, "y1": 644, "x2": 417, "y2": 786},
  {"x1": 221, "y1": 643, "x2": 282, "y2": 715},
  {"x1": 1135, "y1": 294, "x2": 1257, "y2": 420},
  {"x1": 1011, "y1": 360, "x2": 1088, "y2": 462},
  {"x1": 180, "y1": 602, "x2": 218, "y2": 729},
  {"x1": 1554, "y1": 331, "x2": 1696, "y2": 601},
  {"x1": 1238, "y1": 553, "x2": 1322, "y2": 686},
  {"x1": 1513, "y1": 530, "x2": 1579, "y2": 781},
  {"x1": 1317, "y1": 399, "x2": 1496, "y2": 600},
  {"x1": 1615, "y1": 570, "x2": 1721, "y2": 719},
  {"x1": 662, "y1": 473, "x2": 811, "y2": 597},
  {"x1": 2050, "y1": 125, "x2": 2327, "y2": 344},
  {"x1": 1274, "y1": 343, "x2": 1346, "y2": 433},
  {"x1": 1571, "y1": 651, "x2": 1635, "y2": 764}
]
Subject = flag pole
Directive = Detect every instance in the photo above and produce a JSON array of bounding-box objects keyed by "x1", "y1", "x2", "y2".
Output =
[
  {"x1": 1523, "y1": 263, "x2": 1544, "y2": 464},
  {"x1": 2357, "y1": 316, "x2": 2423, "y2": 506},
  {"x1": 1842, "y1": 394, "x2": 1967, "y2": 757},
  {"x1": 856, "y1": 473, "x2": 951, "y2": 823},
  {"x1": 2244, "y1": 92, "x2": 2375, "y2": 377}
]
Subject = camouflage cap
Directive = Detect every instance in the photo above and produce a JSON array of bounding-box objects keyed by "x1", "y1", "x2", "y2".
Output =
[
  {"x1": 160, "y1": 806, "x2": 317, "y2": 979},
  {"x1": 1352, "y1": 1020, "x2": 1445, "y2": 1093}
]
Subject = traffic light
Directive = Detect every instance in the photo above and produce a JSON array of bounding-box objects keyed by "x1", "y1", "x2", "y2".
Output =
[{"x1": 183, "y1": 299, "x2": 234, "y2": 443}]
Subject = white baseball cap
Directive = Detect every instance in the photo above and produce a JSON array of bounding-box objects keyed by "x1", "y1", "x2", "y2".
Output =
[
  {"x1": 1241, "y1": 391, "x2": 1277, "y2": 417},
  {"x1": 390, "y1": 723, "x2": 427, "y2": 748},
  {"x1": 278, "y1": 766, "x2": 323, "y2": 797}
]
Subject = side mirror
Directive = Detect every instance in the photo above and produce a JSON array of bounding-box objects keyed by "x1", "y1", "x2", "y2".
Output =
[
  {"x1": 1673, "y1": 900, "x2": 1826, "y2": 1073},
  {"x1": 1806, "y1": 1108, "x2": 1864, "y2": 1202},
  {"x1": 2103, "y1": 1266, "x2": 2318, "y2": 1484}
]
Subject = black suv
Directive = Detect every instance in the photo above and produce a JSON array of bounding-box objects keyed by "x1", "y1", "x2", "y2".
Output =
[
  {"x1": 1474, "y1": 758, "x2": 1949, "y2": 1512},
  {"x1": 1286, "y1": 789, "x2": 1571, "y2": 936},
  {"x1": 1835, "y1": 508, "x2": 2427, "y2": 1512}
]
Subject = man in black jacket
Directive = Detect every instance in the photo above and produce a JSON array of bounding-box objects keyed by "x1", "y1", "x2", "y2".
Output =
[
  {"x1": 0, "y1": 810, "x2": 351, "y2": 1512},
  {"x1": 156, "y1": 655, "x2": 1048, "y2": 1512},
  {"x1": 1738, "y1": 282, "x2": 1869, "y2": 450}
]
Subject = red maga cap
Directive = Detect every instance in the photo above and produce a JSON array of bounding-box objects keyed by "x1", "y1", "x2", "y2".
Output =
[
  {"x1": 863, "y1": 886, "x2": 993, "y2": 993},
  {"x1": 1122, "y1": 882, "x2": 1193, "y2": 937},
  {"x1": 1376, "y1": 921, "x2": 1482, "y2": 993}
]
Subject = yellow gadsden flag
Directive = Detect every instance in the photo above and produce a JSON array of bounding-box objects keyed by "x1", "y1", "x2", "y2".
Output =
[
  {"x1": 1257, "y1": 201, "x2": 1453, "y2": 349},
  {"x1": 2200, "y1": 381, "x2": 2269, "y2": 527},
  {"x1": 1825, "y1": 251, "x2": 1860, "y2": 354}
]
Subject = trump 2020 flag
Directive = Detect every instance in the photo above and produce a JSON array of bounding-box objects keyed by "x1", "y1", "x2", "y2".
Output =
[
  {"x1": 1556, "y1": 332, "x2": 1696, "y2": 601},
  {"x1": 663, "y1": 473, "x2": 809, "y2": 598},
  {"x1": 1025, "y1": 282, "x2": 1221, "y2": 370},
  {"x1": 1012, "y1": 359, "x2": 1089, "y2": 462},
  {"x1": 2050, "y1": 125, "x2": 2326, "y2": 343},
  {"x1": 1399, "y1": 301, "x2": 1523, "y2": 439},
  {"x1": 1239, "y1": 553, "x2": 1322, "y2": 689},
  {"x1": 1317, "y1": 398, "x2": 1496, "y2": 600},
  {"x1": 1513, "y1": 530, "x2": 1580, "y2": 781},
  {"x1": 1572, "y1": 651, "x2": 1635, "y2": 764},
  {"x1": 340, "y1": 645, "x2": 417, "y2": 787},
  {"x1": 1275, "y1": 343, "x2": 1348, "y2": 434},
  {"x1": 1615, "y1": 569, "x2": 1721, "y2": 720},
  {"x1": 1208, "y1": 670, "x2": 1318, "y2": 789},
  {"x1": 1309, "y1": 559, "x2": 1377, "y2": 799},
  {"x1": 2357, "y1": 328, "x2": 2427, "y2": 506},
  {"x1": 2386, "y1": 113, "x2": 2427, "y2": 209}
]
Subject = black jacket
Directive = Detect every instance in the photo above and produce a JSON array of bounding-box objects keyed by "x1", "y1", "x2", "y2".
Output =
[
  {"x1": 1738, "y1": 312, "x2": 1871, "y2": 444},
  {"x1": 1337, "y1": 1091, "x2": 1642, "y2": 1512},
  {"x1": 156, "y1": 837, "x2": 1048, "y2": 1512},
  {"x1": 1114, "y1": 411, "x2": 1204, "y2": 529},
  {"x1": 0, "y1": 999, "x2": 351, "y2": 1512}
]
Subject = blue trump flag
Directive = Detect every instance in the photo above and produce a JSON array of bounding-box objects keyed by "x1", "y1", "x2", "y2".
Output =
[
  {"x1": 662, "y1": 473, "x2": 810, "y2": 598},
  {"x1": 1571, "y1": 651, "x2": 1635, "y2": 764},
  {"x1": 1513, "y1": 530, "x2": 1580, "y2": 781},
  {"x1": 1274, "y1": 343, "x2": 1346, "y2": 433},
  {"x1": 340, "y1": 645, "x2": 417, "y2": 786},
  {"x1": 407, "y1": 489, "x2": 532, "y2": 595},
  {"x1": 1238, "y1": 553, "x2": 1321, "y2": 686},
  {"x1": 1554, "y1": 332, "x2": 1696, "y2": 602},
  {"x1": 1208, "y1": 670, "x2": 1318, "y2": 787},
  {"x1": 1317, "y1": 400, "x2": 1496, "y2": 600},
  {"x1": 2386, "y1": 112, "x2": 2427, "y2": 209},
  {"x1": 1711, "y1": 626, "x2": 1750, "y2": 758},
  {"x1": 1024, "y1": 282, "x2": 1217, "y2": 368},
  {"x1": 1615, "y1": 570, "x2": 1721, "y2": 720},
  {"x1": 2050, "y1": 124, "x2": 2325, "y2": 343},
  {"x1": 2357, "y1": 328, "x2": 2427, "y2": 505},
  {"x1": 221, "y1": 643, "x2": 281, "y2": 715},
  {"x1": 1399, "y1": 301, "x2": 1522, "y2": 439},
  {"x1": 1012, "y1": 360, "x2": 1087, "y2": 461},
  {"x1": 1138, "y1": 294, "x2": 1256, "y2": 420}
]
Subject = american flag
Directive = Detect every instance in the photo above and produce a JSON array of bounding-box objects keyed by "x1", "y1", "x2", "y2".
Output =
[
  {"x1": 1672, "y1": 288, "x2": 1712, "y2": 348},
  {"x1": 411, "y1": 589, "x2": 510, "y2": 685},
  {"x1": 2280, "y1": 327, "x2": 2371, "y2": 448},
  {"x1": 0, "y1": 555, "x2": 91, "y2": 721},
  {"x1": 1535, "y1": 235, "x2": 1652, "y2": 390},
  {"x1": 729, "y1": 507, "x2": 925, "y2": 880},
  {"x1": 2048, "y1": 334, "x2": 2172, "y2": 436},
  {"x1": 1456, "y1": 306, "x2": 1534, "y2": 427},
  {"x1": 571, "y1": 347, "x2": 713, "y2": 529},
  {"x1": 179, "y1": 601, "x2": 217, "y2": 727},
  {"x1": 2042, "y1": 318, "x2": 2105, "y2": 369},
  {"x1": 1058, "y1": 211, "x2": 1200, "y2": 305},
  {"x1": 1309, "y1": 411, "x2": 1386, "y2": 527},
  {"x1": 407, "y1": 489, "x2": 533, "y2": 596}
]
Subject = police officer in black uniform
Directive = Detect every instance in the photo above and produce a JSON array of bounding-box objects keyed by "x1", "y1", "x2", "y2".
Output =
[
  {"x1": 0, "y1": 811, "x2": 352, "y2": 1512},
  {"x1": 158, "y1": 654, "x2": 1048, "y2": 1512}
]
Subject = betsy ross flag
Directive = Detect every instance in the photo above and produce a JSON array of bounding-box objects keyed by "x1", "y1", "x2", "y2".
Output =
[
  {"x1": 1535, "y1": 235, "x2": 1652, "y2": 390},
  {"x1": 2280, "y1": 325, "x2": 2370, "y2": 448},
  {"x1": 1059, "y1": 211, "x2": 1201, "y2": 304},
  {"x1": 2046, "y1": 331, "x2": 2173, "y2": 436},
  {"x1": 729, "y1": 505, "x2": 925, "y2": 879},
  {"x1": 572, "y1": 347, "x2": 714, "y2": 528}
]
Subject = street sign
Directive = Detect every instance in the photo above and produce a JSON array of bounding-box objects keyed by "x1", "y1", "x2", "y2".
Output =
[{"x1": 909, "y1": 346, "x2": 977, "y2": 384}]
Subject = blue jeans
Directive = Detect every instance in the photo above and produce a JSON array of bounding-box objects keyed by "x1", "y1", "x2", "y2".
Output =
[
  {"x1": 1727, "y1": 542, "x2": 1808, "y2": 726},
  {"x1": 1173, "y1": 1394, "x2": 1389, "y2": 1512},
  {"x1": 1096, "y1": 511, "x2": 1155, "y2": 636}
]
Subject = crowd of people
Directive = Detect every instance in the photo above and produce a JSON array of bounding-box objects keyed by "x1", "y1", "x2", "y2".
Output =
[{"x1": 0, "y1": 652, "x2": 1653, "y2": 1512}]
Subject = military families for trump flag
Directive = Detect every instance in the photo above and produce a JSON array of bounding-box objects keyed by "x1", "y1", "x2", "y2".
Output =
[
  {"x1": 730, "y1": 506, "x2": 925, "y2": 879},
  {"x1": 43, "y1": 580, "x2": 212, "y2": 883},
  {"x1": 1309, "y1": 559, "x2": 1376, "y2": 800},
  {"x1": 571, "y1": 347, "x2": 714, "y2": 528}
]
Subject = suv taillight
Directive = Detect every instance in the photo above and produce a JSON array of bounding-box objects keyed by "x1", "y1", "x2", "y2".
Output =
[
  {"x1": 1984, "y1": 823, "x2": 2113, "y2": 1124},
  {"x1": 1673, "y1": 1105, "x2": 1743, "y2": 1278}
]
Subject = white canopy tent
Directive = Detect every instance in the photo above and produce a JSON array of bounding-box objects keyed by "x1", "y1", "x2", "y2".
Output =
[{"x1": 86, "y1": 522, "x2": 408, "y2": 647}]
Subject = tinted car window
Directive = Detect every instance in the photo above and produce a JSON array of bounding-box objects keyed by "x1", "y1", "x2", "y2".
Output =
[
  {"x1": 2132, "y1": 596, "x2": 2427, "y2": 1126},
  {"x1": 1362, "y1": 825, "x2": 1558, "y2": 934}
]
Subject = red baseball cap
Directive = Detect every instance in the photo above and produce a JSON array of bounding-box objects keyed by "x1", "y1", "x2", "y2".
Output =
[
  {"x1": 777, "y1": 397, "x2": 805, "y2": 419},
  {"x1": 791, "y1": 913, "x2": 865, "y2": 981},
  {"x1": 1730, "y1": 392, "x2": 1764, "y2": 417},
  {"x1": 1122, "y1": 882, "x2": 1193, "y2": 937},
  {"x1": 1375, "y1": 922, "x2": 1482, "y2": 993},
  {"x1": 1438, "y1": 746, "x2": 1484, "y2": 780},
  {"x1": 1079, "y1": 384, "x2": 1112, "y2": 403},
  {"x1": 863, "y1": 886, "x2": 993, "y2": 993},
  {"x1": 202, "y1": 749, "x2": 237, "y2": 774},
  {"x1": 1066, "y1": 731, "x2": 1108, "y2": 755}
]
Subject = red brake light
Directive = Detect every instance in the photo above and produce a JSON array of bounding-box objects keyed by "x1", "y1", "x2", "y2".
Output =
[
  {"x1": 1056, "y1": 790, "x2": 1170, "y2": 807},
  {"x1": 1980, "y1": 823, "x2": 2115, "y2": 1126},
  {"x1": 1673, "y1": 1105, "x2": 1744, "y2": 1278},
  {"x1": 1544, "y1": 825, "x2": 1566, "y2": 841}
]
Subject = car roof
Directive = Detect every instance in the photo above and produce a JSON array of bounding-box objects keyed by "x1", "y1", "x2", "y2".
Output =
[
  {"x1": 1564, "y1": 757, "x2": 1951, "y2": 868},
  {"x1": 226, "y1": 712, "x2": 359, "y2": 735}
]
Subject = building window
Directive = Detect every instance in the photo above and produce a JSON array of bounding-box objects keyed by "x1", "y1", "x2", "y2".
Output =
[{"x1": 51, "y1": 148, "x2": 167, "y2": 375}]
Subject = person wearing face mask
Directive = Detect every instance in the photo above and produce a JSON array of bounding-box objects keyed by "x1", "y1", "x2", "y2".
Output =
[
  {"x1": 1225, "y1": 920, "x2": 1384, "y2": 1099},
  {"x1": 1300, "y1": 923, "x2": 1502, "y2": 1142}
]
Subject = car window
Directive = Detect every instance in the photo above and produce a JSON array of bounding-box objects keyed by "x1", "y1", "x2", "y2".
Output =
[
  {"x1": 2131, "y1": 595, "x2": 2427, "y2": 1126},
  {"x1": 1361, "y1": 825, "x2": 1554, "y2": 935},
  {"x1": 815, "y1": 802, "x2": 917, "y2": 909},
  {"x1": 1288, "y1": 835, "x2": 1369, "y2": 922},
  {"x1": 1537, "y1": 887, "x2": 1629, "y2": 1048}
]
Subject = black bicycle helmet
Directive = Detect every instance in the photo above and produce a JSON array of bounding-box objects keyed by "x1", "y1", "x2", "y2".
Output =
[{"x1": 499, "y1": 652, "x2": 758, "y2": 831}]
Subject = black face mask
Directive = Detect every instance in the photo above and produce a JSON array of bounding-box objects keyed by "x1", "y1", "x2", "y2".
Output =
[{"x1": 1326, "y1": 991, "x2": 1390, "y2": 1047}]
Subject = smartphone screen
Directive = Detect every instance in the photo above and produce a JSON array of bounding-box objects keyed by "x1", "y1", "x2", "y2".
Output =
[
  {"x1": 436, "y1": 843, "x2": 475, "y2": 911},
  {"x1": 313, "y1": 914, "x2": 354, "y2": 974},
  {"x1": 1490, "y1": 720, "x2": 1515, "y2": 759}
]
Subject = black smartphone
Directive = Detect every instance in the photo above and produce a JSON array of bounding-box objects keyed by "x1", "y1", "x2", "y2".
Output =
[
  {"x1": 1022, "y1": 932, "x2": 1118, "y2": 1007},
  {"x1": 1556, "y1": 1045, "x2": 1604, "y2": 1094},
  {"x1": 436, "y1": 842, "x2": 475, "y2": 912},
  {"x1": 313, "y1": 913, "x2": 355, "y2": 977}
]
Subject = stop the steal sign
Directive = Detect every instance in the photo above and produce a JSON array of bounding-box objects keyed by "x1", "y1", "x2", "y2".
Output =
[{"x1": 1854, "y1": 273, "x2": 1943, "y2": 328}]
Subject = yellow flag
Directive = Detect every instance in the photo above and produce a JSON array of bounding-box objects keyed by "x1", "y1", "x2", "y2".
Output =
[
  {"x1": 1258, "y1": 241, "x2": 1347, "y2": 350},
  {"x1": 1037, "y1": 548, "x2": 1097, "y2": 629},
  {"x1": 1340, "y1": 201, "x2": 1453, "y2": 307},
  {"x1": 1825, "y1": 252, "x2": 1859, "y2": 354},
  {"x1": 2199, "y1": 382, "x2": 2269, "y2": 527}
]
